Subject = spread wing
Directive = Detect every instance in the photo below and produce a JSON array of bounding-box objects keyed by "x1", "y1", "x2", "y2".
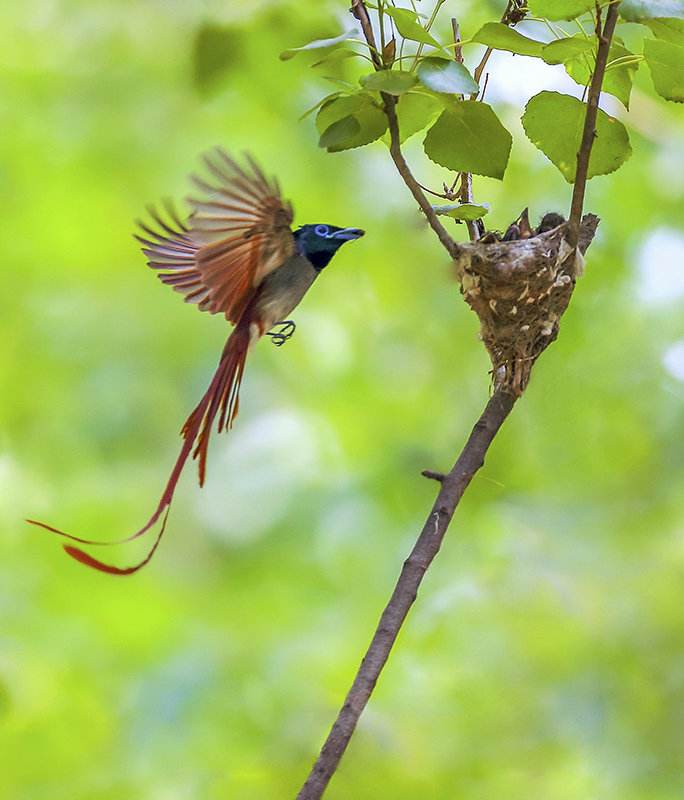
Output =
[
  {"x1": 135, "y1": 149, "x2": 295, "y2": 324},
  {"x1": 135, "y1": 202, "x2": 213, "y2": 311}
]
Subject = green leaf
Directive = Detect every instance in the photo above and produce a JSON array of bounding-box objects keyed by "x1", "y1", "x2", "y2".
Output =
[
  {"x1": 416, "y1": 56, "x2": 479, "y2": 94},
  {"x1": 310, "y1": 49, "x2": 359, "y2": 69},
  {"x1": 619, "y1": 0, "x2": 684, "y2": 21},
  {"x1": 645, "y1": 17, "x2": 684, "y2": 43},
  {"x1": 280, "y1": 29, "x2": 358, "y2": 61},
  {"x1": 391, "y1": 91, "x2": 443, "y2": 143},
  {"x1": 193, "y1": 25, "x2": 243, "y2": 96},
  {"x1": 565, "y1": 40, "x2": 639, "y2": 109},
  {"x1": 527, "y1": 0, "x2": 596, "y2": 21},
  {"x1": 432, "y1": 203, "x2": 491, "y2": 220},
  {"x1": 315, "y1": 92, "x2": 388, "y2": 151},
  {"x1": 542, "y1": 36, "x2": 595, "y2": 65},
  {"x1": 359, "y1": 70, "x2": 418, "y2": 95},
  {"x1": 381, "y1": 7, "x2": 444, "y2": 48},
  {"x1": 423, "y1": 100, "x2": 513, "y2": 180},
  {"x1": 321, "y1": 76, "x2": 358, "y2": 89},
  {"x1": 471, "y1": 22, "x2": 544, "y2": 58},
  {"x1": 521, "y1": 91, "x2": 632, "y2": 182},
  {"x1": 318, "y1": 115, "x2": 362, "y2": 148},
  {"x1": 643, "y1": 37, "x2": 684, "y2": 101},
  {"x1": 299, "y1": 91, "x2": 345, "y2": 121}
]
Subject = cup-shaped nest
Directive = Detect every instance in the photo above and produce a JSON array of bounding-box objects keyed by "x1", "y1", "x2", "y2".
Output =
[{"x1": 454, "y1": 214, "x2": 599, "y2": 396}]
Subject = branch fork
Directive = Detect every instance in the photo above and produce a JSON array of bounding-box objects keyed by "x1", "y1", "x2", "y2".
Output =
[{"x1": 296, "y1": 2, "x2": 621, "y2": 797}]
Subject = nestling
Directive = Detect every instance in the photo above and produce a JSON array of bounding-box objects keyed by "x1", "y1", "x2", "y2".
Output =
[{"x1": 481, "y1": 209, "x2": 566, "y2": 243}]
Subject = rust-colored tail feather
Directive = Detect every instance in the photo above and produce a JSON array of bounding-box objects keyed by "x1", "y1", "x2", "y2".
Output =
[{"x1": 27, "y1": 324, "x2": 251, "y2": 574}]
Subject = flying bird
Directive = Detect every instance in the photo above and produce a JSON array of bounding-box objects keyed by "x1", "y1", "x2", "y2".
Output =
[{"x1": 29, "y1": 148, "x2": 364, "y2": 574}]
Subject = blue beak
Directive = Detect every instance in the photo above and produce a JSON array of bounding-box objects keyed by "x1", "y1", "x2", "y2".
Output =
[{"x1": 330, "y1": 228, "x2": 365, "y2": 241}]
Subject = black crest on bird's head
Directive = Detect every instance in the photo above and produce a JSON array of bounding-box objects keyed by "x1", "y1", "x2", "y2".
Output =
[{"x1": 294, "y1": 224, "x2": 364, "y2": 272}]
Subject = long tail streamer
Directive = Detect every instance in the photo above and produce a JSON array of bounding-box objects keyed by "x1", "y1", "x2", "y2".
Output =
[{"x1": 27, "y1": 324, "x2": 251, "y2": 575}]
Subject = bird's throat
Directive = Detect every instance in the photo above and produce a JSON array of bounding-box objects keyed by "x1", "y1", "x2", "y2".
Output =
[{"x1": 305, "y1": 250, "x2": 335, "y2": 272}]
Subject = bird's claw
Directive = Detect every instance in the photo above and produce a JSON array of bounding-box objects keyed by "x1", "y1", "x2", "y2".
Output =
[{"x1": 267, "y1": 320, "x2": 296, "y2": 347}]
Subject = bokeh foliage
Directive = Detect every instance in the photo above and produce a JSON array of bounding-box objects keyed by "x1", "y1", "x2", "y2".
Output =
[{"x1": 1, "y1": 1, "x2": 684, "y2": 798}]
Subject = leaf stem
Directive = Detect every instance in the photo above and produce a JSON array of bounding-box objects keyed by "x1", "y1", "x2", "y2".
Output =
[
  {"x1": 470, "y1": 0, "x2": 515, "y2": 99},
  {"x1": 345, "y1": 39, "x2": 384, "y2": 61},
  {"x1": 409, "y1": 0, "x2": 447, "y2": 71},
  {"x1": 606, "y1": 54, "x2": 643, "y2": 69},
  {"x1": 452, "y1": 18, "x2": 479, "y2": 241}
]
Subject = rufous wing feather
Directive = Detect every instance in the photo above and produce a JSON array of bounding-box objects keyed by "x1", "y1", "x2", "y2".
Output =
[
  {"x1": 188, "y1": 149, "x2": 296, "y2": 323},
  {"x1": 135, "y1": 150, "x2": 295, "y2": 326},
  {"x1": 134, "y1": 201, "x2": 212, "y2": 311}
]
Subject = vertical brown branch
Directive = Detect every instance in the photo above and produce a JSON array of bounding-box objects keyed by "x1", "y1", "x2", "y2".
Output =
[{"x1": 567, "y1": 1, "x2": 621, "y2": 246}]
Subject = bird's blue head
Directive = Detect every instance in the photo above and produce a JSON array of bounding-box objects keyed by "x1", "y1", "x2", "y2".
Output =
[{"x1": 294, "y1": 224, "x2": 365, "y2": 272}]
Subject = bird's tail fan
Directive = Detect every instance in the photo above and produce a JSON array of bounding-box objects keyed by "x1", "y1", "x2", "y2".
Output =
[{"x1": 27, "y1": 324, "x2": 252, "y2": 574}]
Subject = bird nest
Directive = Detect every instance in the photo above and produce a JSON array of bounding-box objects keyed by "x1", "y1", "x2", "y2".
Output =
[{"x1": 454, "y1": 213, "x2": 600, "y2": 396}]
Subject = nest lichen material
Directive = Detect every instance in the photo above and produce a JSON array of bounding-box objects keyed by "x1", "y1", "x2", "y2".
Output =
[{"x1": 454, "y1": 214, "x2": 599, "y2": 396}]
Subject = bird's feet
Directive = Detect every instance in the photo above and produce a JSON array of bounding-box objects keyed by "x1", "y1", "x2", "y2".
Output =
[{"x1": 267, "y1": 320, "x2": 296, "y2": 347}]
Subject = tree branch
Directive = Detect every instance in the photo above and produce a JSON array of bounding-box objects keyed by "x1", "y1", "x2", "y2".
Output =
[
  {"x1": 383, "y1": 94, "x2": 463, "y2": 259},
  {"x1": 567, "y1": 1, "x2": 621, "y2": 247},
  {"x1": 350, "y1": 0, "x2": 383, "y2": 69},
  {"x1": 296, "y1": 388, "x2": 517, "y2": 800},
  {"x1": 351, "y1": 0, "x2": 462, "y2": 261},
  {"x1": 295, "y1": 4, "x2": 617, "y2": 798}
]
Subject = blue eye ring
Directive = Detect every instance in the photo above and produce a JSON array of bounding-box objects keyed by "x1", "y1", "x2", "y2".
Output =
[{"x1": 314, "y1": 224, "x2": 330, "y2": 237}]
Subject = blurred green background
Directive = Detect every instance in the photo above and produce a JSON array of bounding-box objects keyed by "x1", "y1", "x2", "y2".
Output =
[{"x1": 2, "y1": 1, "x2": 684, "y2": 798}]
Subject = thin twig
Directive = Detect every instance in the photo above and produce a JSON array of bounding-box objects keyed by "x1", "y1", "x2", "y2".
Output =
[
  {"x1": 409, "y1": 0, "x2": 447, "y2": 71},
  {"x1": 383, "y1": 94, "x2": 462, "y2": 259},
  {"x1": 567, "y1": 1, "x2": 621, "y2": 247},
  {"x1": 414, "y1": 180, "x2": 453, "y2": 199},
  {"x1": 471, "y1": 47, "x2": 493, "y2": 99},
  {"x1": 464, "y1": 1, "x2": 516, "y2": 234},
  {"x1": 480, "y1": 71, "x2": 491, "y2": 101},
  {"x1": 458, "y1": 172, "x2": 479, "y2": 242},
  {"x1": 296, "y1": 389, "x2": 517, "y2": 800},
  {"x1": 422, "y1": 469, "x2": 446, "y2": 482},
  {"x1": 451, "y1": 20, "x2": 479, "y2": 242},
  {"x1": 350, "y1": 0, "x2": 383, "y2": 69},
  {"x1": 470, "y1": 1, "x2": 515, "y2": 99},
  {"x1": 452, "y1": 18, "x2": 463, "y2": 63},
  {"x1": 352, "y1": 0, "x2": 461, "y2": 259}
]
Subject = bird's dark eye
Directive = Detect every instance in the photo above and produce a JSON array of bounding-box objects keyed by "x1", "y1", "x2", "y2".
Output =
[{"x1": 314, "y1": 225, "x2": 329, "y2": 237}]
